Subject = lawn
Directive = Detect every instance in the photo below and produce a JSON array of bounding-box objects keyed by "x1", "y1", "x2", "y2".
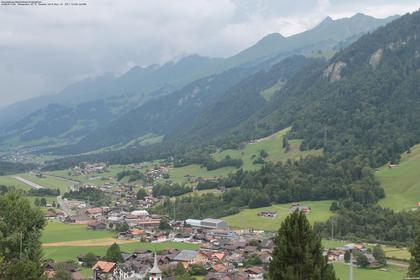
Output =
[
  {"x1": 169, "y1": 128, "x2": 321, "y2": 184},
  {"x1": 223, "y1": 200, "x2": 333, "y2": 231},
  {"x1": 377, "y1": 143, "x2": 420, "y2": 211},
  {"x1": 0, "y1": 176, "x2": 32, "y2": 190},
  {"x1": 333, "y1": 262, "x2": 406, "y2": 280},
  {"x1": 43, "y1": 241, "x2": 199, "y2": 262},
  {"x1": 41, "y1": 222, "x2": 115, "y2": 243}
]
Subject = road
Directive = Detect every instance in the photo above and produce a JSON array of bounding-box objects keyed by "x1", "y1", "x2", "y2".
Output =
[
  {"x1": 12, "y1": 176, "x2": 72, "y2": 216},
  {"x1": 56, "y1": 195, "x2": 71, "y2": 217},
  {"x1": 387, "y1": 260, "x2": 409, "y2": 268},
  {"x1": 12, "y1": 176, "x2": 45, "y2": 189}
]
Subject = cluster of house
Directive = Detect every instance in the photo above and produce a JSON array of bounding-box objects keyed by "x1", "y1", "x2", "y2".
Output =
[
  {"x1": 62, "y1": 207, "x2": 164, "y2": 233},
  {"x1": 143, "y1": 165, "x2": 170, "y2": 182},
  {"x1": 72, "y1": 163, "x2": 108, "y2": 176},
  {"x1": 289, "y1": 203, "x2": 310, "y2": 214},
  {"x1": 327, "y1": 243, "x2": 380, "y2": 267},
  {"x1": 257, "y1": 211, "x2": 277, "y2": 218},
  {"x1": 64, "y1": 218, "x2": 274, "y2": 280}
]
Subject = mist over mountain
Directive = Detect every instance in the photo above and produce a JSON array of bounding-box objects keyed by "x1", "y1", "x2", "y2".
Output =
[{"x1": 0, "y1": 13, "x2": 398, "y2": 155}]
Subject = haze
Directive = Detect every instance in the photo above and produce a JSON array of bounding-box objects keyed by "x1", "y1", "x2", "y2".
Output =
[{"x1": 0, "y1": 0, "x2": 418, "y2": 106}]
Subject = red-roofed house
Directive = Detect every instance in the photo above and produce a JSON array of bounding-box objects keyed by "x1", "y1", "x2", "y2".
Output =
[{"x1": 92, "y1": 261, "x2": 116, "y2": 279}]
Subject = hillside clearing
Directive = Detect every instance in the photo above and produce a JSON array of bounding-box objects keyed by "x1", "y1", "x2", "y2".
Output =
[
  {"x1": 223, "y1": 200, "x2": 333, "y2": 231},
  {"x1": 169, "y1": 128, "x2": 322, "y2": 183},
  {"x1": 377, "y1": 144, "x2": 420, "y2": 211}
]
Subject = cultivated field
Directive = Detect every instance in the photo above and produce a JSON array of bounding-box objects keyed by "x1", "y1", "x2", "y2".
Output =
[
  {"x1": 41, "y1": 222, "x2": 199, "y2": 262},
  {"x1": 43, "y1": 241, "x2": 199, "y2": 262},
  {"x1": 377, "y1": 144, "x2": 420, "y2": 211},
  {"x1": 223, "y1": 200, "x2": 333, "y2": 231},
  {"x1": 41, "y1": 222, "x2": 115, "y2": 244}
]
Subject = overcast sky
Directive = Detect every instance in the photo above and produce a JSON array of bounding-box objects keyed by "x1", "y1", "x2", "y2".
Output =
[{"x1": 0, "y1": 0, "x2": 418, "y2": 107}]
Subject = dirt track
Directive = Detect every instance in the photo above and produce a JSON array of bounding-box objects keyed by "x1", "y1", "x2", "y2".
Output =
[{"x1": 42, "y1": 238, "x2": 138, "y2": 247}]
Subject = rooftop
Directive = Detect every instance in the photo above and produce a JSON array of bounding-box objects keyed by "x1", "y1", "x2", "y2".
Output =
[{"x1": 173, "y1": 250, "x2": 198, "y2": 262}]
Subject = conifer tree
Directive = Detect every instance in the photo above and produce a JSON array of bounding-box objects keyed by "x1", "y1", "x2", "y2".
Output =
[
  {"x1": 408, "y1": 232, "x2": 420, "y2": 277},
  {"x1": 104, "y1": 243, "x2": 123, "y2": 263},
  {"x1": 0, "y1": 191, "x2": 46, "y2": 279},
  {"x1": 269, "y1": 211, "x2": 337, "y2": 280}
]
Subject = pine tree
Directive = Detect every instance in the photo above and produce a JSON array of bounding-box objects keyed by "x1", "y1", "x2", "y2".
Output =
[
  {"x1": 344, "y1": 250, "x2": 351, "y2": 263},
  {"x1": 372, "y1": 245, "x2": 386, "y2": 265},
  {"x1": 269, "y1": 211, "x2": 337, "y2": 280},
  {"x1": 408, "y1": 232, "x2": 420, "y2": 277},
  {"x1": 104, "y1": 243, "x2": 123, "y2": 263},
  {"x1": 0, "y1": 191, "x2": 46, "y2": 279}
]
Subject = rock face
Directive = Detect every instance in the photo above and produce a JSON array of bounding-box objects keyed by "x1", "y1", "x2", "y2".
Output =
[
  {"x1": 323, "y1": 61, "x2": 346, "y2": 82},
  {"x1": 369, "y1": 48, "x2": 384, "y2": 69}
]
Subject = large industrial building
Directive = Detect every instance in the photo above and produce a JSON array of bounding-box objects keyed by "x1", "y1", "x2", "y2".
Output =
[{"x1": 185, "y1": 218, "x2": 229, "y2": 230}]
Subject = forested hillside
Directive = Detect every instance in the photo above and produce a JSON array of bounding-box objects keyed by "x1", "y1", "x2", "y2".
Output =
[{"x1": 238, "y1": 10, "x2": 420, "y2": 167}]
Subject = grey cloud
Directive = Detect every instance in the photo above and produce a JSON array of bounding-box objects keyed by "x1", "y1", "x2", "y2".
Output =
[{"x1": 0, "y1": 0, "x2": 418, "y2": 106}]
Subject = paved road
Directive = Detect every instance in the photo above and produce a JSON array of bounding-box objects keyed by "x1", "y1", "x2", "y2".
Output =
[
  {"x1": 387, "y1": 260, "x2": 409, "y2": 268},
  {"x1": 56, "y1": 195, "x2": 71, "y2": 217},
  {"x1": 12, "y1": 176, "x2": 45, "y2": 190}
]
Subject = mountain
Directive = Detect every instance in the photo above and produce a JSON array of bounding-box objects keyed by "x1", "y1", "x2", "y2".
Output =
[
  {"x1": 52, "y1": 55, "x2": 313, "y2": 154},
  {"x1": 42, "y1": 9, "x2": 419, "y2": 170},
  {"x1": 0, "y1": 13, "x2": 399, "y2": 155},
  {"x1": 237, "y1": 9, "x2": 420, "y2": 167},
  {"x1": 226, "y1": 13, "x2": 398, "y2": 66}
]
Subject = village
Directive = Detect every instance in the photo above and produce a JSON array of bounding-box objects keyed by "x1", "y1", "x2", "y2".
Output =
[{"x1": 40, "y1": 162, "x2": 385, "y2": 280}]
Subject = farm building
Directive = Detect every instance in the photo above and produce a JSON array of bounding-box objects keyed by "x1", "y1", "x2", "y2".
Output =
[{"x1": 258, "y1": 211, "x2": 278, "y2": 218}]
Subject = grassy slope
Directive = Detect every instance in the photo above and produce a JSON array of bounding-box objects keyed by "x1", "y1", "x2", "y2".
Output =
[
  {"x1": 223, "y1": 200, "x2": 333, "y2": 232},
  {"x1": 169, "y1": 128, "x2": 322, "y2": 183},
  {"x1": 377, "y1": 144, "x2": 420, "y2": 211}
]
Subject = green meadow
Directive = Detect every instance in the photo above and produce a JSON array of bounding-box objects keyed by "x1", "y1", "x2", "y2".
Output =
[
  {"x1": 333, "y1": 262, "x2": 406, "y2": 280},
  {"x1": 16, "y1": 173, "x2": 74, "y2": 193},
  {"x1": 0, "y1": 176, "x2": 32, "y2": 190},
  {"x1": 223, "y1": 200, "x2": 333, "y2": 231},
  {"x1": 41, "y1": 222, "x2": 115, "y2": 243},
  {"x1": 169, "y1": 128, "x2": 321, "y2": 184},
  {"x1": 43, "y1": 242, "x2": 199, "y2": 262},
  {"x1": 377, "y1": 144, "x2": 420, "y2": 211}
]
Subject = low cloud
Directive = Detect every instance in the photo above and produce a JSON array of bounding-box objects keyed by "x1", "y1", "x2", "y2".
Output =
[{"x1": 0, "y1": 0, "x2": 418, "y2": 106}]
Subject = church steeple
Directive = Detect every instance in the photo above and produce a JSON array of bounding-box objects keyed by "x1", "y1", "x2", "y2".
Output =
[{"x1": 149, "y1": 252, "x2": 162, "y2": 280}]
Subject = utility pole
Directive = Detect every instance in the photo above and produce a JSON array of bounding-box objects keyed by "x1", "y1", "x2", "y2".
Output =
[
  {"x1": 323, "y1": 126, "x2": 327, "y2": 148},
  {"x1": 349, "y1": 249, "x2": 353, "y2": 280},
  {"x1": 20, "y1": 231, "x2": 23, "y2": 260},
  {"x1": 173, "y1": 201, "x2": 176, "y2": 221},
  {"x1": 331, "y1": 217, "x2": 334, "y2": 240}
]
